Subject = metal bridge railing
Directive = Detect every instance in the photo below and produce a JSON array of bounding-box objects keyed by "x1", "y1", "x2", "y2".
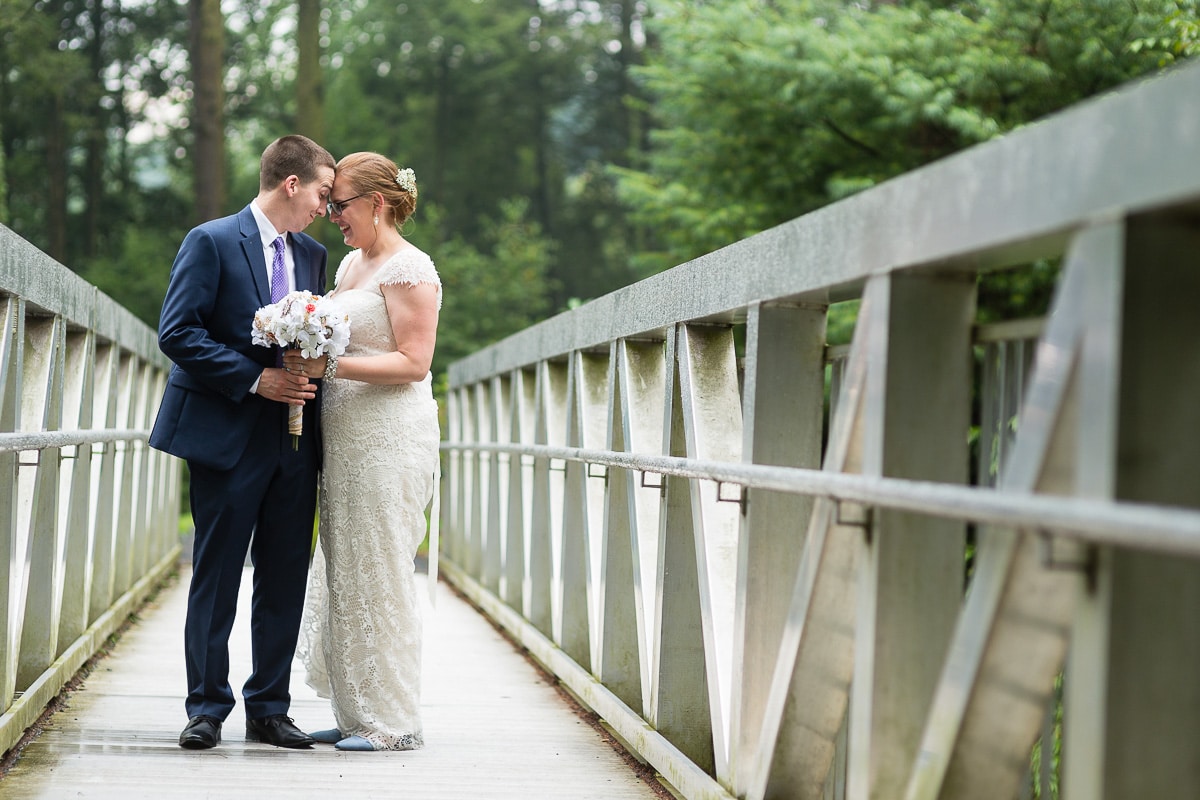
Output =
[
  {"x1": 438, "y1": 61, "x2": 1200, "y2": 800},
  {"x1": 0, "y1": 226, "x2": 180, "y2": 758}
]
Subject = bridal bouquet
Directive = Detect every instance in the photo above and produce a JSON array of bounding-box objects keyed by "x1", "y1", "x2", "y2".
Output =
[{"x1": 251, "y1": 290, "x2": 350, "y2": 448}]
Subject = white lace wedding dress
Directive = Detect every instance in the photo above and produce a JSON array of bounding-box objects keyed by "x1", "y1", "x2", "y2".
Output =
[{"x1": 297, "y1": 248, "x2": 441, "y2": 750}]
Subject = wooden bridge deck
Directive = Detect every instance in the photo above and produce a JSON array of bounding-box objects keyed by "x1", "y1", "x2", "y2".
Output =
[{"x1": 0, "y1": 566, "x2": 663, "y2": 799}]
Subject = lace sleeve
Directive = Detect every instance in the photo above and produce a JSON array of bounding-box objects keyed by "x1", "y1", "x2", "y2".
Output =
[{"x1": 377, "y1": 250, "x2": 442, "y2": 309}]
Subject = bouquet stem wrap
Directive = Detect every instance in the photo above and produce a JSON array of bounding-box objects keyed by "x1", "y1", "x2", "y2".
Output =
[
  {"x1": 287, "y1": 404, "x2": 304, "y2": 445},
  {"x1": 251, "y1": 290, "x2": 351, "y2": 449}
]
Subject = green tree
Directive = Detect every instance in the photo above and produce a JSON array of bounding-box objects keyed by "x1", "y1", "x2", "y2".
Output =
[
  {"x1": 0, "y1": 0, "x2": 192, "y2": 274},
  {"x1": 189, "y1": 0, "x2": 226, "y2": 222},
  {"x1": 0, "y1": 114, "x2": 6, "y2": 224},
  {"x1": 323, "y1": 1, "x2": 568, "y2": 236},
  {"x1": 0, "y1": 0, "x2": 86, "y2": 260},
  {"x1": 296, "y1": 0, "x2": 325, "y2": 144},
  {"x1": 84, "y1": 218, "x2": 188, "y2": 328},
  {"x1": 1130, "y1": 0, "x2": 1200, "y2": 64},
  {"x1": 540, "y1": 0, "x2": 650, "y2": 305},
  {"x1": 429, "y1": 197, "x2": 558, "y2": 378},
  {"x1": 4, "y1": 0, "x2": 645, "y2": 344},
  {"x1": 322, "y1": 0, "x2": 643, "y2": 307},
  {"x1": 617, "y1": 0, "x2": 1194, "y2": 270}
]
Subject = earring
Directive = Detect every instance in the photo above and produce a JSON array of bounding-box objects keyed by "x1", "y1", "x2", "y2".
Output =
[{"x1": 373, "y1": 215, "x2": 379, "y2": 227}]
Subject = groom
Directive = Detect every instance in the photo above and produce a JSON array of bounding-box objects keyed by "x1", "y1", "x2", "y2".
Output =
[{"x1": 150, "y1": 135, "x2": 335, "y2": 750}]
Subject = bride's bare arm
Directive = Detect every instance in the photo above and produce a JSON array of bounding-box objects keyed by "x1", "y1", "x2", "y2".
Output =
[{"x1": 332, "y1": 281, "x2": 440, "y2": 385}]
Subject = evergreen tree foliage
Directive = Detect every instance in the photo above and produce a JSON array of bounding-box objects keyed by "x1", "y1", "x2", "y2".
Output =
[
  {"x1": 1130, "y1": 0, "x2": 1200, "y2": 64},
  {"x1": 0, "y1": 0, "x2": 1193, "y2": 363},
  {"x1": 616, "y1": 0, "x2": 1192, "y2": 271},
  {"x1": 423, "y1": 197, "x2": 558, "y2": 378},
  {"x1": 320, "y1": 0, "x2": 642, "y2": 308},
  {"x1": 0, "y1": 0, "x2": 191, "y2": 272}
]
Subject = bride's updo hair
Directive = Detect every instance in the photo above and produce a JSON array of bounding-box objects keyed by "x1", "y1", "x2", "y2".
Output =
[{"x1": 334, "y1": 152, "x2": 419, "y2": 229}]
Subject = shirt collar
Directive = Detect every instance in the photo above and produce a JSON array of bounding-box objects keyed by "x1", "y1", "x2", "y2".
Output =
[{"x1": 249, "y1": 200, "x2": 285, "y2": 250}]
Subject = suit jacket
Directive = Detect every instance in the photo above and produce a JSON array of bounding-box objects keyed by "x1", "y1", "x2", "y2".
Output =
[{"x1": 149, "y1": 204, "x2": 328, "y2": 470}]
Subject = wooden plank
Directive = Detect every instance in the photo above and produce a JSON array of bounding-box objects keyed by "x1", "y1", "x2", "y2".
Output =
[{"x1": 0, "y1": 566, "x2": 663, "y2": 799}]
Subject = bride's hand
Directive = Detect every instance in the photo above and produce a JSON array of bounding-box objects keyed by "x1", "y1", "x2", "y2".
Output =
[{"x1": 282, "y1": 352, "x2": 329, "y2": 379}]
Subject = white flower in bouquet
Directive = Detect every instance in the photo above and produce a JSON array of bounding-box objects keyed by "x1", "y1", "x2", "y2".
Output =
[
  {"x1": 251, "y1": 290, "x2": 350, "y2": 446},
  {"x1": 252, "y1": 290, "x2": 350, "y2": 356}
]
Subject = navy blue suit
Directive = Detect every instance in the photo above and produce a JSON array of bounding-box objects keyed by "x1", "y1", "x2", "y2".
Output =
[{"x1": 150, "y1": 204, "x2": 326, "y2": 722}]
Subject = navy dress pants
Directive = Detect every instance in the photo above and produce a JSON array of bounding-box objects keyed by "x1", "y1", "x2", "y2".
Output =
[{"x1": 183, "y1": 403, "x2": 319, "y2": 721}]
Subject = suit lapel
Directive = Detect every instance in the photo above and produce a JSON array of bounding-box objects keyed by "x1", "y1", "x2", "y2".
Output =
[
  {"x1": 238, "y1": 206, "x2": 272, "y2": 306},
  {"x1": 292, "y1": 236, "x2": 317, "y2": 294},
  {"x1": 291, "y1": 236, "x2": 309, "y2": 293}
]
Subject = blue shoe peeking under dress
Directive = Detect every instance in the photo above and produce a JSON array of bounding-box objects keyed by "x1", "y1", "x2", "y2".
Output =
[
  {"x1": 335, "y1": 735, "x2": 375, "y2": 751},
  {"x1": 308, "y1": 728, "x2": 343, "y2": 744}
]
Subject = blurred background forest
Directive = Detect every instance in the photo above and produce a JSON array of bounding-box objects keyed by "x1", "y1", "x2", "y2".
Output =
[{"x1": 0, "y1": 0, "x2": 1196, "y2": 380}]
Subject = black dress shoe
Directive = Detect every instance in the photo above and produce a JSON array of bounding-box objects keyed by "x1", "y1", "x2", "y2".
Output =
[
  {"x1": 245, "y1": 715, "x2": 316, "y2": 748},
  {"x1": 179, "y1": 715, "x2": 222, "y2": 749}
]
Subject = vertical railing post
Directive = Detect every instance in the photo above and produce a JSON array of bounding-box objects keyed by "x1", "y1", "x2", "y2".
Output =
[
  {"x1": 444, "y1": 387, "x2": 463, "y2": 564},
  {"x1": 467, "y1": 381, "x2": 490, "y2": 579},
  {"x1": 482, "y1": 374, "x2": 510, "y2": 594},
  {"x1": 504, "y1": 368, "x2": 535, "y2": 613},
  {"x1": 598, "y1": 338, "x2": 664, "y2": 713},
  {"x1": 57, "y1": 328, "x2": 96, "y2": 653},
  {"x1": 652, "y1": 323, "x2": 715, "y2": 774},
  {"x1": 731, "y1": 302, "x2": 827, "y2": 795},
  {"x1": 530, "y1": 359, "x2": 567, "y2": 640},
  {"x1": 87, "y1": 342, "x2": 119, "y2": 624},
  {"x1": 113, "y1": 353, "x2": 139, "y2": 597},
  {"x1": 127, "y1": 362, "x2": 155, "y2": 578},
  {"x1": 456, "y1": 385, "x2": 477, "y2": 573},
  {"x1": 676, "y1": 322, "x2": 743, "y2": 780},
  {"x1": 847, "y1": 272, "x2": 975, "y2": 800},
  {"x1": 17, "y1": 316, "x2": 67, "y2": 689},
  {"x1": 622, "y1": 339, "x2": 666, "y2": 718},
  {"x1": 1062, "y1": 216, "x2": 1200, "y2": 800},
  {"x1": 558, "y1": 350, "x2": 609, "y2": 671},
  {"x1": 0, "y1": 297, "x2": 24, "y2": 705}
]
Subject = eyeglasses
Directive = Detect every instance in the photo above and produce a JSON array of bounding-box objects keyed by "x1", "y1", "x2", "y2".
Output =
[{"x1": 327, "y1": 193, "x2": 369, "y2": 217}]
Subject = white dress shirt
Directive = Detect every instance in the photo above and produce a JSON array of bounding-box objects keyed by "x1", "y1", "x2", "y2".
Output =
[
  {"x1": 250, "y1": 199, "x2": 295, "y2": 296},
  {"x1": 248, "y1": 201, "x2": 294, "y2": 395}
]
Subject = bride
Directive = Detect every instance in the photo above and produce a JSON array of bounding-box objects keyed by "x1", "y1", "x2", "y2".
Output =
[{"x1": 284, "y1": 152, "x2": 440, "y2": 752}]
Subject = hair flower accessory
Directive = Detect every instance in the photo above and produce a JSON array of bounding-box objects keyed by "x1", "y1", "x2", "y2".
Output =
[{"x1": 395, "y1": 168, "x2": 417, "y2": 193}]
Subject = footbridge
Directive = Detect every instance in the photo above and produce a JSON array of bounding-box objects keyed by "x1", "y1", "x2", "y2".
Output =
[{"x1": 3, "y1": 61, "x2": 1200, "y2": 799}]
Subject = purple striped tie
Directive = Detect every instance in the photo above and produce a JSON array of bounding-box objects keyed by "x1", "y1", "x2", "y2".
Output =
[{"x1": 270, "y1": 236, "x2": 287, "y2": 302}]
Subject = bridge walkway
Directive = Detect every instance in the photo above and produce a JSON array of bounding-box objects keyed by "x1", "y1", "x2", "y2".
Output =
[{"x1": 0, "y1": 566, "x2": 664, "y2": 800}]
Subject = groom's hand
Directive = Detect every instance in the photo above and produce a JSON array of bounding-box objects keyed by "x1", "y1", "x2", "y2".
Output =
[
  {"x1": 255, "y1": 368, "x2": 316, "y2": 405},
  {"x1": 282, "y1": 352, "x2": 328, "y2": 379}
]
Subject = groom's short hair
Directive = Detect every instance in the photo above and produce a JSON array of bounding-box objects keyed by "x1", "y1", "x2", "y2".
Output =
[{"x1": 260, "y1": 135, "x2": 335, "y2": 191}]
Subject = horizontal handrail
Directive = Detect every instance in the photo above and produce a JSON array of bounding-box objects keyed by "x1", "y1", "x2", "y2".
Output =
[
  {"x1": 441, "y1": 441, "x2": 1200, "y2": 556},
  {"x1": 0, "y1": 428, "x2": 151, "y2": 454}
]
